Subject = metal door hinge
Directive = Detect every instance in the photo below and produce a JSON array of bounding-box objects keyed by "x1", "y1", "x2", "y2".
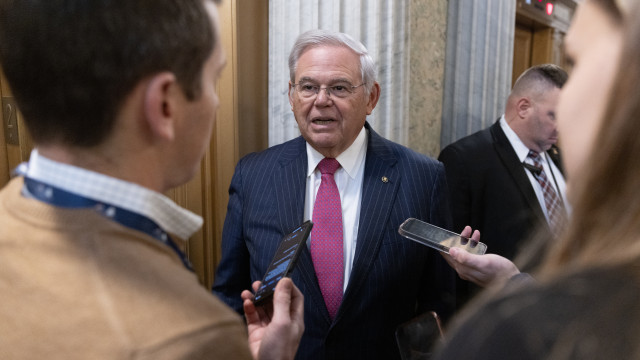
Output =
[{"x1": 2, "y1": 96, "x2": 19, "y2": 145}]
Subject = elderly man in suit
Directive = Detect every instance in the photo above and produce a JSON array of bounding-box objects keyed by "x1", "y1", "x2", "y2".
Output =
[
  {"x1": 212, "y1": 29, "x2": 455, "y2": 360},
  {"x1": 438, "y1": 64, "x2": 569, "y2": 307}
]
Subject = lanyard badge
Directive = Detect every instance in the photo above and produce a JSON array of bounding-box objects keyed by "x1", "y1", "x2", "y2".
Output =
[{"x1": 21, "y1": 176, "x2": 194, "y2": 272}]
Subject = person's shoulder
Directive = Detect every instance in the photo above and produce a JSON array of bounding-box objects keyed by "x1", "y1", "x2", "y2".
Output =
[
  {"x1": 132, "y1": 284, "x2": 252, "y2": 359},
  {"x1": 369, "y1": 129, "x2": 440, "y2": 167},
  {"x1": 435, "y1": 278, "x2": 558, "y2": 359},
  {"x1": 438, "y1": 125, "x2": 498, "y2": 168},
  {"x1": 466, "y1": 266, "x2": 636, "y2": 325},
  {"x1": 96, "y1": 234, "x2": 250, "y2": 348},
  {"x1": 440, "y1": 125, "x2": 494, "y2": 154},
  {"x1": 438, "y1": 265, "x2": 640, "y2": 359},
  {"x1": 236, "y1": 136, "x2": 305, "y2": 167}
]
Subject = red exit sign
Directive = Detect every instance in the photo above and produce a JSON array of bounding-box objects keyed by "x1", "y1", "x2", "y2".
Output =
[{"x1": 524, "y1": 0, "x2": 555, "y2": 16}]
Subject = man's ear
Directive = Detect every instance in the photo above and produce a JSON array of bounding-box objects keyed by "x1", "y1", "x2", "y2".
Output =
[
  {"x1": 144, "y1": 72, "x2": 179, "y2": 141},
  {"x1": 516, "y1": 97, "x2": 532, "y2": 119},
  {"x1": 365, "y1": 82, "x2": 381, "y2": 115},
  {"x1": 288, "y1": 81, "x2": 295, "y2": 110}
]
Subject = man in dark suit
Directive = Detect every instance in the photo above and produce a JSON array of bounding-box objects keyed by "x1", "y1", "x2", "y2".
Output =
[
  {"x1": 438, "y1": 64, "x2": 568, "y2": 306},
  {"x1": 212, "y1": 29, "x2": 455, "y2": 360}
]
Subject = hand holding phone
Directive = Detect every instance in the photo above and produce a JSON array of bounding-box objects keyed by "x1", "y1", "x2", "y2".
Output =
[
  {"x1": 398, "y1": 218, "x2": 487, "y2": 255},
  {"x1": 253, "y1": 221, "x2": 313, "y2": 306}
]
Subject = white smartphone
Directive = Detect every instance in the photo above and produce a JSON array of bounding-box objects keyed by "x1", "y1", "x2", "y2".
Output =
[{"x1": 398, "y1": 218, "x2": 487, "y2": 255}]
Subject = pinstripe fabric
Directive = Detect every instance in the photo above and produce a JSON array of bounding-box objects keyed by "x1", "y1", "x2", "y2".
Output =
[{"x1": 212, "y1": 123, "x2": 455, "y2": 360}]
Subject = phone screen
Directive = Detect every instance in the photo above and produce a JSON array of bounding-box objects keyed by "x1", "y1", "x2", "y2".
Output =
[
  {"x1": 253, "y1": 220, "x2": 313, "y2": 306},
  {"x1": 398, "y1": 218, "x2": 487, "y2": 255}
]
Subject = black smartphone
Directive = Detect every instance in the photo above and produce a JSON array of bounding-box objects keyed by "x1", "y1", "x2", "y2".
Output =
[
  {"x1": 395, "y1": 311, "x2": 444, "y2": 360},
  {"x1": 252, "y1": 220, "x2": 313, "y2": 306}
]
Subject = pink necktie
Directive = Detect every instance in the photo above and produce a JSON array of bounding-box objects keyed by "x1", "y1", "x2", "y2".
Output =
[
  {"x1": 527, "y1": 150, "x2": 566, "y2": 235},
  {"x1": 310, "y1": 158, "x2": 343, "y2": 319}
]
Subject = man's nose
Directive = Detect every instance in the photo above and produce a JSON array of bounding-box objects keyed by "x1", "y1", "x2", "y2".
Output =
[{"x1": 314, "y1": 87, "x2": 333, "y2": 105}]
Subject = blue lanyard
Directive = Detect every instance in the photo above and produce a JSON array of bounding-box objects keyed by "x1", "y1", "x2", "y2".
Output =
[{"x1": 21, "y1": 176, "x2": 194, "y2": 272}]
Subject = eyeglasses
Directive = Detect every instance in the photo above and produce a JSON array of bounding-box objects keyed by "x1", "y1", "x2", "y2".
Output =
[{"x1": 292, "y1": 82, "x2": 365, "y2": 99}]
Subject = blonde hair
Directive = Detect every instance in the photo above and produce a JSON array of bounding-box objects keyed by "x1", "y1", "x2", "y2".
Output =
[{"x1": 539, "y1": 0, "x2": 640, "y2": 277}]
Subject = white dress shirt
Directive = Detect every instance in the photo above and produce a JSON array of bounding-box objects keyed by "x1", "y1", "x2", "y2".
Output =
[
  {"x1": 500, "y1": 116, "x2": 571, "y2": 222},
  {"x1": 304, "y1": 127, "x2": 368, "y2": 293},
  {"x1": 20, "y1": 149, "x2": 203, "y2": 241}
]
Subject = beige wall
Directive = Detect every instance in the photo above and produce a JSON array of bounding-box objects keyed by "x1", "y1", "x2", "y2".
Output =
[{"x1": 408, "y1": 0, "x2": 448, "y2": 157}]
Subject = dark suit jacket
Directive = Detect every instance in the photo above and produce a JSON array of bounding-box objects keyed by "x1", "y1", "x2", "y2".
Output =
[
  {"x1": 212, "y1": 123, "x2": 455, "y2": 360},
  {"x1": 438, "y1": 120, "x2": 562, "y2": 306}
]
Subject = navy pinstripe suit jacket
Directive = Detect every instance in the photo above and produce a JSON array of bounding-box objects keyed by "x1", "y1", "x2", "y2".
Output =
[{"x1": 212, "y1": 123, "x2": 455, "y2": 360}]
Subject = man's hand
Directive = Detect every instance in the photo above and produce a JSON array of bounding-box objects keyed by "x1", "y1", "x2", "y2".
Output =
[
  {"x1": 241, "y1": 278, "x2": 304, "y2": 360},
  {"x1": 442, "y1": 226, "x2": 520, "y2": 287}
]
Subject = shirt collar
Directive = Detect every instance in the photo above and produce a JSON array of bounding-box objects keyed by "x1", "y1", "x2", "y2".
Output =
[
  {"x1": 22, "y1": 149, "x2": 203, "y2": 240},
  {"x1": 500, "y1": 115, "x2": 533, "y2": 162},
  {"x1": 306, "y1": 126, "x2": 368, "y2": 178}
]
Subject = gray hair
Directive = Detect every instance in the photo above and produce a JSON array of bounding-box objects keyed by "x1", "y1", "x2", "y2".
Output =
[{"x1": 288, "y1": 29, "x2": 377, "y2": 95}]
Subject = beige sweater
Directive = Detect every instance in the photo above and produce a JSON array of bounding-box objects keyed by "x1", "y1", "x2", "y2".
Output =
[{"x1": 0, "y1": 178, "x2": 252, "y2": 359}]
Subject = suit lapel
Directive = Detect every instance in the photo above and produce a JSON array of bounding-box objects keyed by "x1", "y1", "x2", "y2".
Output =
[
  {"x1": 490, "y1": 121, "x2": 546, "y2": 222},
  {"x1": 338, "y1": 125, "x2": 400, "y2": 317},
  {"x1": 274, "y1": 137, "x2": 306, "y2": 234},
  {"x1": 273, "y1": 137, "x2": 329, "y2": 321}
]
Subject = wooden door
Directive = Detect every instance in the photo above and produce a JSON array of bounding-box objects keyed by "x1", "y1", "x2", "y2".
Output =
[
  {"x1": 513, "y1": 23, "x2": 569, "y2": 86},
  {"x1": 513, "y1": 24, "x2": 533, "y2": 87},
  {"x1": 0, "y1": 71, "x2": 10, "y2": 184},
  {"x1": 1, "y1": 70, "x2": 33, "y2": 183}
]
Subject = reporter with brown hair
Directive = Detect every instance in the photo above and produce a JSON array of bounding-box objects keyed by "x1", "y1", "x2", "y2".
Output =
[{"x1": 0, "y1": 1, "x2": 303, "y2": 359}]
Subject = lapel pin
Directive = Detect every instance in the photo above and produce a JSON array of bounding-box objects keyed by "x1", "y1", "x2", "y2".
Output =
[{"x1": 381, "y1": 176, "x2": 389, "y2": 183}]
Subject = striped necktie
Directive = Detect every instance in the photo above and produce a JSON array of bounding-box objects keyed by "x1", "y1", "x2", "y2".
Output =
[{"x1": 527, "y1": 150, "x2": 566, "y2": 235}]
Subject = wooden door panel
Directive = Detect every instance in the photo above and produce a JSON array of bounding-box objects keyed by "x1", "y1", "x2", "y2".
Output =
[{"x1": 513, "y1": 25, "x2": 532, "y2": 87}]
